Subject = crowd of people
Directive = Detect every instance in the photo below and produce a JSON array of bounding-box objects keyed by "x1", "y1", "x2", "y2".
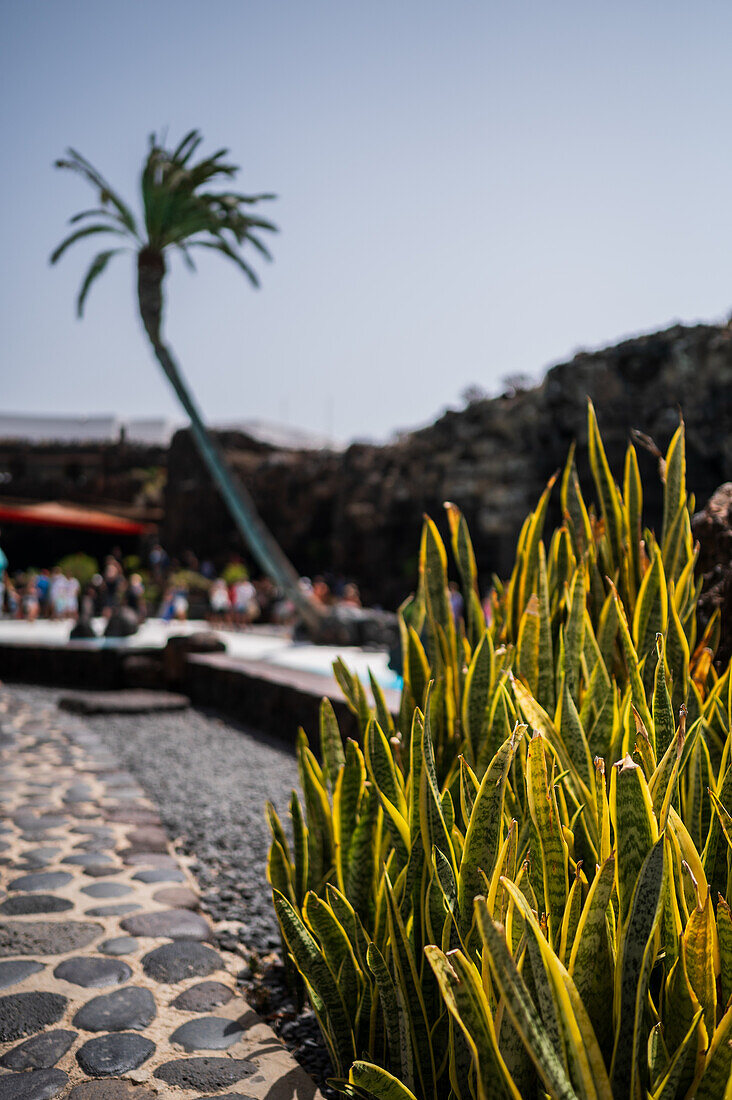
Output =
[{"x1": 0, "y1": 536, "x2": 365, "y2": 630}]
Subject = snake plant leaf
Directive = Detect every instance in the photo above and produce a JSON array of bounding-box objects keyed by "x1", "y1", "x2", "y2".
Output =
[
  {"x1": 623, "y1": 443, "x2": 643, "y2": 605},
  {"x1": 446, "y1": 500, "x2": 484, "y2": 651},
  {"x1": 594, "y1": 757, "x2": 612, "y2": 863},
  {"x1": 460, "y1": 631, "x2": 495, "y2": 767},
  {"x1": 405, "y1": 626, "x2": 430, "y2": 714},
  {"x1": 267, "y1": 836, "x2": 295, "y2": 904},
  {"x1": 298, "y1": 736, "x2": 333, "y2": 889},
  {"x1": 632, "y1": 547, "x2": 668, "y2": 664},
  {"x1": 561, "y1": 441, "x2": 593, "y2": 559},
  {"x1": 334, "y1": 657, "x2": 372, "y2": 735},
  {"x1": 717, "y1": 897, "x2": 732, "y2": 1011},
  {"x1": 383, "y1": 875, "x2": 438, "y2": 1100},
  {"x1": 478, "y1": 678, "x2": 514, "y2": 775},
  {"x1": 666, "y1": 594, "x2": 690, "y2": 714},
  {"x1": 290, "y1": 790, "x2": 309, "y2": 902},
  {"x1": 588, "y1": 399, "x2": 624, "y2": 572},
  {"x1": 611, "y1": 754, "x2": 659, "y2": 926},
  {"x1": 609, "y1": 580, "x2": 653, "y2": 733},
  {"x1": 564, "y1": 567, "x2": 586, "y2": 705},
  {"x1": 368, "y1": 669, "x2": 396, "y2": 739},
  {"x1": 537, "y1": 542, "x2": 555, "y2": 712},
  {"x1": 526, "y1": 730, "x2": 569, "y2": 945},
  {"x1": 682, "y1": 887, "x2": 718, "y2": 1041},
  {"x1": 265, "y1": 800, "x2": 292, "y2": 864},
  {"x1": 334, "y1": 739, "x2": 366, "y2": 894},
  {"x1": 420, "y1": 516, "x2": 456, "y2": 671},
  {"x1": 304, "y1": 892, "x2": 362, "y2": 1019},
  {"x1": 486, "y1": 818, "x2": 519, "y2": 926},
  {"x1": 419, "y1": 691, "x2": 456, "y2": 877},
  {"x1": 425, "y1": 945, "x2": 522, "y2": 1100},
  {"x1": 459, "y1": 755, "x2": 479, "y2": 825},
  {"x1": 652, "y1": 634, "x2": 675, "y2": 761},
  {"x1": 348, "y1": 1061, "x2": 419, "y2": 1100},
  {"x1": 519, "y1": 472, "x2": 558, "y2": 616},
  {"x1": 609, "y1": 836, "x2": 666, "y2": 1100},
  {"x1": 693, "y1": 999, "x2": 732, "y2": 1100},
  {"x1": 661, "y1": 420, "x2": 686, "y2": 553},
  {"x1": 474, "y1": 897, "x2": 582, "y2": 1100},
  {"x1": 556, "y1": 678, "x2": 595, "y2": 796},
  {"x1": 557, "y1": 864, "x2": 584, "y2": 967},
  {"x1": 367, "y1": 942, "x2": 412, "y2": 1086},
  {"x1": 273, "y1": 889, "x2": 356, "y2": 1074},
  {"x1": 663, "y1": 936, "x2": 706, "y2": 1085},
  {"x1": 517, "y1": 594, "x2": 541, "y2": 698},
  {"x1": 568, "y1": 853, "x2": 616, "y2": 1060},
  {"x1": 345, "y1": 784, "x2": 377, "y2": 917},
  {"x1": 500, "y1": 878, "x2": 614, "y2": 1100},
  {"x1": 457, "y1": 726, "x2": 522, "y2": 936},
  {"x1": 320, "y1": 697, "x2": 346, "y2": 790},
  {"x1": 649, "y1": 1008, "x2": 704, "y2": 1100},
  {"x1": 365, "y1": 718, "x2": 408, "y2": 822}
]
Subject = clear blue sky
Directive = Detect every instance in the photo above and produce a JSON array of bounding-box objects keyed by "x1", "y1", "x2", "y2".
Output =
[{"x1": 2, "y1": 1, "x2": 731, "y2": 442}]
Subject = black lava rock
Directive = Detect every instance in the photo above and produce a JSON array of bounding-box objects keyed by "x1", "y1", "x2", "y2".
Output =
[
  {"x1": 76, "y1": 1032, "x2": 155, "y2": 1076},
  {"x1": 0, "y1": 992, "x2": 68, "y2": 1041},
  {"x1": 73, "y1": 987, "x2": 156, "y2": 1032},
  {"x1": 54, "y1": 957, "x2": 132, "y2": 988},
  {"x1": 0, "y1": 1028, "x2": 77, "y2": 1069},
  {"x1": 142, "y1": 941, "x2": 222, "y2": 984}
]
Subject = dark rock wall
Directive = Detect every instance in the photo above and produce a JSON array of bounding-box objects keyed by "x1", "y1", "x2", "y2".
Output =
[{"x1": 163, "y1": 323, "x2": 732, "y2": 607}]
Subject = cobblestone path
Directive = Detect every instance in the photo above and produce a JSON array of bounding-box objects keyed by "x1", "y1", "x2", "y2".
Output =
[{"x1": 0, "y1": 687, "x2": 321, "y2": 1099}]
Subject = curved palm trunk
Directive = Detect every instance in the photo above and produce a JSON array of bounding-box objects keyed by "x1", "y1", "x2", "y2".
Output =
[{"x1": 137, "y1": 249, "x2": 322, "y2": 632}]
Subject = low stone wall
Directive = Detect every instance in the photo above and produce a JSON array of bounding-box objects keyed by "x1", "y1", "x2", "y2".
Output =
[{"x1": 0, "y1": 642, "x2": 381, "y2": 747}]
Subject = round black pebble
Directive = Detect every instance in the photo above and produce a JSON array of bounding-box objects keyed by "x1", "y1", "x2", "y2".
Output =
[
  {"x1": 8, "y1": 872, "x2": 72, "y2": 893},
  {"x1": 0, "y1": 1028, "x2": 77, "y2": 1068},
  {"x1": 0, "y1": 920, "x2": 101, "y2": 957},
  {"x1": 85, "y1": 904, "x2": 141, "y2": 917},
  {"x1": 170, "y1": 1015, "x2": 245, "y2": 1051},
  {"x1": 131, "y1": 868, "x2": 184, "y2": 884},
  {"x1": 142, "y1": 941, "x2": 221, "y2": 984},
  {"x1": 0, "y1": 992, "x2": 68, "y2": 1040},
  {"x1": 0, "y1": 959, "x2": 44, "y2": 989},
  {"x1": 99, "y1": 938, "x2": 138, "y2": 957},
  {"x1": 154, "y1": 1058, "x2": 256, "y2": 1091},
  {"x1": 63, "y1": 853, "x2": 113, "y2": 866},
  {"x1": 0, "y1": 894, "x2": 74, "y2": 915},
  {"x1": 81, "y1": 883, "x2": 132, "y2": 899},
  {"x1": 170, "y1": 981, "x2": 234, "y2": 1012},
  {"x1": 0, "y1": 1068, "x2": 69, "y2": 1099},
  {"x1": 22, "y1": 847, "x2": 62, "y2": 866},
  {"x1": 54, "y1": 957, "x2": 132, "y2": 988},
  {"x1": 69, "y1": 1082, "x2": 157, "y2": 1099},
  {"x1": 73, "y1": 986, "x2": 156, "y2": 1031},
  {"x1": 120, "y1": 909, "x2": 210, "y2": 941},
  {"x1": 76, "y1": 1032, "x2": 155, "y2": 1076}
]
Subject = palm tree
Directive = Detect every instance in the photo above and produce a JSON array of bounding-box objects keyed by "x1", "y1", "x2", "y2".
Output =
[{"x1": 51, "y1": 130, "x2": 321, "y2": 630}]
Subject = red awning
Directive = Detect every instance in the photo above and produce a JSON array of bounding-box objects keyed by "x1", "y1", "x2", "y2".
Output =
[{"x1": 0, "y1": 501, "x2": 148, "y2": 535}]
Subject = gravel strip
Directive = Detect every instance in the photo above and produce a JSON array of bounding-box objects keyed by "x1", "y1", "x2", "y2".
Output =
[{"x1": 5, "y1": 684, "x2": 335, "y2": 1094}]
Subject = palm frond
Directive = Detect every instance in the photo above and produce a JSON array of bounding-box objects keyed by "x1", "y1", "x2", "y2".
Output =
[
  {"x1": 189, "y1": 238, "x2": 261, "y2": 286},
  {"x1": 55, "y1": 149, "x2": 139, "y2": 237},
  {"x1": 50, "y1": 224, "x2": 127, "y2": 265},
  {"x1": 76, "y1": 248, "x2": 125, "y2": 316}
]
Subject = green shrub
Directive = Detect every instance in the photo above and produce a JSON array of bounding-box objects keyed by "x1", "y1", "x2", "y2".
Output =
[
  {"x1": 56, "y1": 552, "x2": 98, "y2": 588},
  {"x1": 267, "y1": 403, "x2": 732, "y2": 1099}
]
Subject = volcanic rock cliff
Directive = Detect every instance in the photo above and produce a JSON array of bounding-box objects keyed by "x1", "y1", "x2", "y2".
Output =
[{"x1": 163, "y1": 323, "x2": 732, "y2": 607}]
